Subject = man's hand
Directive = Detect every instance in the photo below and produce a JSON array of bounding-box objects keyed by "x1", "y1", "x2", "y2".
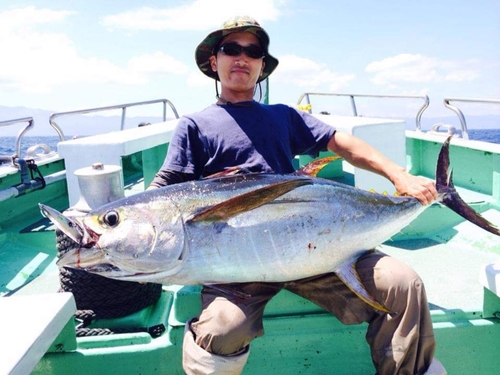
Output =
[
  {"x1": 327, "y1": 132, "x2": 438, "y2": 206},
  {"x1": 391, "y1": 171, "x2": 437, "y2": 206}
]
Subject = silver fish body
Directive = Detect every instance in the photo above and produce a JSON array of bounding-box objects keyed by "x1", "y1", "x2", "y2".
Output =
[
  {"x1": 46, "y1": 174, "x2": 420, "y2": 284},
  {"x1": 43, "y1": 137, "x2": 499, "y2": 289},
  {"x1": 144, "y1": 175, "x2": 422, "y2": 285}
]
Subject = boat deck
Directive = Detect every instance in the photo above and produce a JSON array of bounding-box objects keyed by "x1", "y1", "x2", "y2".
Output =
[
  {"x1": 2, "y1": 129, "x2": 500, "y2": 374},
  {"x1": 6, "y1": 172, "x2": 499, "y2": 310},
  {"x1": 383, "y1": 209, "x2": 500, "y2": 313},
  {"x1": 2, "y1": 172, "x2": 499, "y2": 374}
]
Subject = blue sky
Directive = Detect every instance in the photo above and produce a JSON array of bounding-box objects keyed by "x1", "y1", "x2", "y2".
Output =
[{"x1": 1, "y1": 0, "x2": 499, "y2": 125}]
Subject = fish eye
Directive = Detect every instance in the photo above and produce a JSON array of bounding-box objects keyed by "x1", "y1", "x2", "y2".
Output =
[{"x1": 103, "y1": 210, "x2": 120, "y2": 227}]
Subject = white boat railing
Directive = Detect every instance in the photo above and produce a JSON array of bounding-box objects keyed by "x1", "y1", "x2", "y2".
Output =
[
  {"x1": 0, "y1": 117, "x2": 34, "y2": 160},
  {"x1": 444, "y1": 97, "x2": 500, "y2": 140},
  {"x1": 49, "y1": 98, "x2": 180, "y2": 141},
  {"x1": 296, "y1": 92, "x2": 429, "y2": 131}
]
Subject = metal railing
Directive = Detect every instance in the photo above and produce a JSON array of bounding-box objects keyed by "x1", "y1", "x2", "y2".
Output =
[
  {"x1": 49, "y1": 98, "x2": 180, "y2": 141},
  {"x1": 0, "y1": 117, "x2": 34, "y2": 159},
  {"x1": 443, "y1": 97, "x2": 500, "y2": 140},
  {"x1": 297, "y1": 92, "x2": 430, "y2": 131}
]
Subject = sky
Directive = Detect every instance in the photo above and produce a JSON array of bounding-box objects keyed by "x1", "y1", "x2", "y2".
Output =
[{"x1": 1, "y1": 0, "x2": 499, "y2": 131}]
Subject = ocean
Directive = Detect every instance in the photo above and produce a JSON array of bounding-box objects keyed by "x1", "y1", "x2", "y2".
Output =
[{"x1": 1, "y1": 129, "x2": 500, "y2": 158}]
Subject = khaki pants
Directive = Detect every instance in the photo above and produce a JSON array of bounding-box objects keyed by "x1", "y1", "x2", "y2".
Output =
[{"x1": 187, "y1": 251, "x2": 435, "y2": 375}]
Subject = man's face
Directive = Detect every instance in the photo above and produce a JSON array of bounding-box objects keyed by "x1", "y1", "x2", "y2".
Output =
[{"x1": 209, "y1": 32, "x2": 265, "y2": 93}]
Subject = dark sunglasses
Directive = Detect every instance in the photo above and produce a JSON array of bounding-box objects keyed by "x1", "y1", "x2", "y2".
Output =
[{"x1": 217, "y1": 42, "x2": 265, "y2": 59}]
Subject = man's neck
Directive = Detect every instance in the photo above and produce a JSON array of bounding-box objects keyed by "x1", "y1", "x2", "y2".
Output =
[{"x1": 217, "y1": 88, "x2": 255, "y2": 105}]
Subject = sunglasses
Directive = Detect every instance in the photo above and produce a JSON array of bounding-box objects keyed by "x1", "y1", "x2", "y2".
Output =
[{"x1": 217, "y1": 42, "x2": 265, "y2": 59}]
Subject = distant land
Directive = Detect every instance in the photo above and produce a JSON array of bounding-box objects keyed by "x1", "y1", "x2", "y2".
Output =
[{"x1": 0, "y1": 105, "x2": 498, "y2": 137}]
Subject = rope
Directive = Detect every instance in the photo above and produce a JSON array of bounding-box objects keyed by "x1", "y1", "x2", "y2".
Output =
[{"x1": 56, "y1": 229, "x2": 164, "y2": 337}]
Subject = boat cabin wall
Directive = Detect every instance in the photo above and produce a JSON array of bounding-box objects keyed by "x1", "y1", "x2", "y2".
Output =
[
  {"x1": 57, "y1": 115, "x2": 411, "y2": 208},
  {"x1": 54, "y1": 117, "x2": 500, "y2": 211},
  {"x1": 311, "y1": 114, "x2": 406, "y2": 195},
  {"x1": 406, "y1": 131, "x2": 500, "y2": 201},
  {"x1": 57, "y1": 120, "x2": 178, "y2": 207}
]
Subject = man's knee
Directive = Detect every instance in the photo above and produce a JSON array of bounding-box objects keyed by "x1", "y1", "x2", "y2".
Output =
[
  {"x1": 192, "y1": 305, "x2": 258, "y2": 355},
  {"x1": 357, "y1": 252, "x2": 426, "y2": 310},
  {"x1": 183, "y1": 318, "x2": 250, "y2": 375}
]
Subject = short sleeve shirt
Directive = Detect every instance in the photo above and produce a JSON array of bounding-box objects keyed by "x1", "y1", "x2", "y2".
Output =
[{"x1": 161, "y1": 101, "x2": 336, "y2": 178}]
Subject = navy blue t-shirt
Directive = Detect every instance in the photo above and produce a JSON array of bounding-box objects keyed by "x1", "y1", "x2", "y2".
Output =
[{"x1": 160, "y1": 101, "x2": 336, "y2": 179}]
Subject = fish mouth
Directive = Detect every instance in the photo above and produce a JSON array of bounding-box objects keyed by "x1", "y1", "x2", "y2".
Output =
[
  {"x1": 56, "y1": 248, "x2": 144, "y2": 279},
  {"x1": 39, "y1": 204, "x2": 84, "y2": 244},
  {"x1": 56, "y1": 246, "x2": 106, "y2": 269},
  {"x1": 81, "y1": 263, "x2": 122, "y2": 274},
  {"x1": 57, "y1": 251, "x2": 160, "y2": 280},
  {"x1": 39, "y1": 203, "x2": 101, "y2": 248}
]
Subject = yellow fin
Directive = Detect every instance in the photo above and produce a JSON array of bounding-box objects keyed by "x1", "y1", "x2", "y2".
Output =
[
  {"x1": 334, "y1": 253, "x2": 392, "y2": 314},
  {"x1": 295, "y1": 155, "x2": 342, "y2": 177}
]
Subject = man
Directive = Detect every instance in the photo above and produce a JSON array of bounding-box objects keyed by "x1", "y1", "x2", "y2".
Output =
[{"x1": 149, "y1": 16, "x2": 446, "y2": 375}]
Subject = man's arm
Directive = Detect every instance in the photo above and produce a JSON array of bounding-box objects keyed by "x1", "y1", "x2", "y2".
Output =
[{"x1": 327, "y1": 132, "x2": 437, "y2": 205}]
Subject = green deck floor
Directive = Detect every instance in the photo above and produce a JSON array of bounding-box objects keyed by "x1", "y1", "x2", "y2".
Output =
[
  {"x1": 2, "y1": 151, "x2": 500, "y2": 374},
  {"x1": 383, "y1": 208, "x2": 500, "y2": 313}
]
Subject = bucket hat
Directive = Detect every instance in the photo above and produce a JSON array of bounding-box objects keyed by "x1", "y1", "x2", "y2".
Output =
[{"x1": 195, "y1": 16, "x2": 279, "y2": 82}]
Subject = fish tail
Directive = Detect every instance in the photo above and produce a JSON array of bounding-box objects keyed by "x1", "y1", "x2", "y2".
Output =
[{"x1": 436, "y1": 137, "x2": 500, "y2": 236}]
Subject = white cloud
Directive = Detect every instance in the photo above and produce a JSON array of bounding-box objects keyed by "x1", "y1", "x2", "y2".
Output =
[
  {"x1": 128, "y1": 52, "x2": 189, "y2": 75},
  {"x1": 0, "y1": 6, "x2": 75, "y2": 30},
  {"x1": 101, "y1": 0, "x2": 284, "y2": 31},
  {"x1": 0, "y1": 6, "x2": 190, "y2": 94},
  {"x1": 366, "y1": 54, "x2": 480, "y2": 87},
  {"x1": 272, "y1": 55, "x2": 355, "y2": 91},
  {"x1": 187, "y1": 71, "x2": 213, "y2": 87}
]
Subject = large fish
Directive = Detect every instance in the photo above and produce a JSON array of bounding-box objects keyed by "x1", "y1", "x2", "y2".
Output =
[{"x1": 40, "y1": 137, "x2": 499, "y2": 312}]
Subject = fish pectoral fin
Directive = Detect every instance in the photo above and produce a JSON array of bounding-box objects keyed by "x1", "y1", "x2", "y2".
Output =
[
  {"x1": 335, "y1": 254, "x2": 392, "y2": 314},
  {"x1": 294, "y1": 155, "x2": 342, "y2": 177},
  {"x1": 189, "y1": 178, "x2": 312, "y2": 223}
]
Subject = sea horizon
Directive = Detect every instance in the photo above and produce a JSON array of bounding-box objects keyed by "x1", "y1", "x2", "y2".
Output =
[{"x1": 2, "y1": 129, "x2": 500, "y2": 159}]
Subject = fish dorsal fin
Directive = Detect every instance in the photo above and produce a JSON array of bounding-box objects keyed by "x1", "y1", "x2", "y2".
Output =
[
  {"x1": 189, "y1": 178, "x2": 312, "y2": 223},
  {"x1": 295, "y1": 156, "x2": 342, "y2": 177}
]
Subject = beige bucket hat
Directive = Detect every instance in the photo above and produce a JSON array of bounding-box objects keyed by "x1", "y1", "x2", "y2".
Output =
[{"x1": 195, "y1": 16, "x2": 279, "y2": 82}]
